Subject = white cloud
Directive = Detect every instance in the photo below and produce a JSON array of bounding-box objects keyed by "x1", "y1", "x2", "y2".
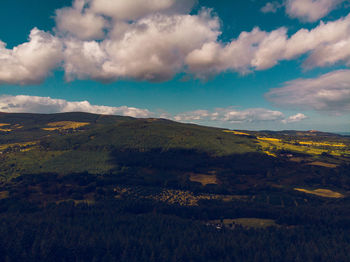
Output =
[
  {"x1": 90, "y1": 0, "x2": 196, "y2": 20},
  {"x1": 286, "y1": 0, "x2": 346, "y2": 22},
  {"x1": 186, "y1": 14, "x2": 350, "y2": 76},
  {"x1": 0, "y1": 95, "x2": 152, "y2": 118},
  {"x1": 266, "y1": 69, "x2": 350, "y2": 113},
  {"x1": 55, "y1": 0, "x2": 107, "y2": 40},
  {"x1": 186, "y1": 27, "x2": 269, "y2": 76},
  {"x1": 0, "y1": 28, "x2": 63, "y2": 85},
  {"x1": 285, "y1": 14, "x2": 350, "y2": 60},
  {"x1": 2, "y1": 1, "x2": 350, "y2": 85},
  {"x1": 261, "y1": 2, "x2": 283, "y2": 13},
  {"x1": 62, "y1": 9, "x2": 220, "y2": 82},
  {"x1": 282, "y1": 113, "x2": 307, "y2": 123},
  {"x1": 174, "y1": 107, "x2": 306, "y2": 124},
  {"x1": 174, "y1": 110, "x2": 210, "y2": 121},
  {"x1": 303, "y1": 36, "x2": 350, "y2": 68},
  {"x1": 0, "y1": 95, "x2": 308, "y2": 125},
  {"x1": 214, "y1": 108, "x2": 285, "y2": 122},
  {"x1": 54, "y1": 0, "x2": 207, "y2": 81},
  {"x1": 251, "y1": 28, "x2": 288, "y2": 70}
]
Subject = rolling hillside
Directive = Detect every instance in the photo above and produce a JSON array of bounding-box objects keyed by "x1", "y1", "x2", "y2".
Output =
[
  {"x1": 0, "y1": 112, "x2": 348, "y2": 180},
  {"x1": 1, "y1": 112, "x2": 350, "y2": 261},
  {"x1": 0, "y1": 112, "x2": 349, "y2": 193}
]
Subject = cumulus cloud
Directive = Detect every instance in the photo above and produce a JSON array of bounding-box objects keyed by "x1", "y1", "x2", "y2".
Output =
[
  {"x1": 174, "y1": 107, "x2": 306, "y2": 124},
  {"x1": 55, "y1": 0, "x2": 196, "y2": 41},
  {"x1": 0, "y1": 28, "x2": 63, "y2": 85},
  {"x1": 186, "y1": 13, "x2": 350, "y2": 76},
  {"x1": 55, "y1": 0, "x2": 107, "y2": 40},
  {"x1": 90, "y1": 0, "x2": 196, "y2": 20},
  {"x1": 266, "y1": 70, "x2": 350, "y2": 113},
  {"x1": 0, "y1": 95, "x2": 152, "y2": 118},
  {"x1": 282, "y1": 113, "x2": 307, "y2": 124},
  {"x1": 186, "y1": 27, "x2": 270, "y2": 76},
  {"x1": 62, "y1": 9, "x2": 220, "y2": 82},
  {"x1": 286, "y1": 0, "x2": 346, "y2": 22},
  {"x1": 174, "y1": 110, "x2": 211, "y2": 122},
  {"x1": 2, "y1": 0, "x2": 350, "y2": 84},
  {"x1": 303, "y1": 36, "x2": 350, "y2": 68},
  {"x1": 55, "y1": 0, "x2": 350, "y2": 82},
  {"x1": 261, "y1": 2, "x2": 283, "y2": 13},
  {"x1": 284, "y1": 15, "x2": 350, "y2": 59}
]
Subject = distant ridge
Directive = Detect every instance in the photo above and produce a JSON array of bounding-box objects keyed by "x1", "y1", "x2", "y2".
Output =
[
  {"x1": 0, "y1": 112, "x2": 346, "y2": 137},
  {"x1": 338, "y1": 132, "x2": 350, "y2": 136}
]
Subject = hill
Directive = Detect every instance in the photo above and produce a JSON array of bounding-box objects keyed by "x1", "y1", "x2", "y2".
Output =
[{"x1": 0, "y1": 112, "x2": 350, "y2": 261}]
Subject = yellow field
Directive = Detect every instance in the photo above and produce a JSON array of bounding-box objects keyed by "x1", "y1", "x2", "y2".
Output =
[
  {"x1": 306, "y1": 161, "x2": 337, "y2": 168},
  {"x1": 0, "y1": 128, "x2": 12, "y2": 132},
  {"x1": 0, "y1": 124, "x2": 24, "y2": 132},
  {"x1": 42, "y1": 121, "x2": 90, "y2": 131},
  {"x1": 0, "y1": 123, "x2": 12, "y2": 132},
  {"x1": 294, "y1": 188, "x2": 344, "y2": 198},
  {"x1": 0, "y1": 141, "x2": 37, "y2": 151},
  {"x1": 289, "y1": 157, "x2": 304, "y2": 162},
  {"x1": 299, "y1": 141, "x2": 346, "y2": 147},
  {"x1": 264, "y1": 151, "x2": 277, "y2": 157},
  {"x1": 223, "y1": 130, "x2": 251, "y2": 136},
  {"x1": 189, "y1": 174, "x2": 218, "y2": 186},
  {"x1": 258, "y1": 137, "x2": 281, "y2": 142},
  {"x1": 20, "y1": 148, "x2": 34, "y2": 152},
  {"x1": 257, "y1": 137, "x2": 349, "y2": 157}
]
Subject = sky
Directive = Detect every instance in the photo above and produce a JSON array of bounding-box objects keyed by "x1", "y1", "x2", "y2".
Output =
[{"x1": 0, "y1": 0, "x2": 349, "y2": 132}]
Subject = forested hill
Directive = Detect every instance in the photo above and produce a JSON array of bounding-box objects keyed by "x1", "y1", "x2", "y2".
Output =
[
  {"x1": 0, "y1": 111, "x2": 349, "y2": 180},
  {"x1": 0, "y1": 112, "x2": 350, "y2": 261}
]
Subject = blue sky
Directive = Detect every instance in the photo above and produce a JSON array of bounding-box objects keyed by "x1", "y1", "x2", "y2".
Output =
[{"x1": 0, "y1": 0, "x2": 349, "y2": 132}]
